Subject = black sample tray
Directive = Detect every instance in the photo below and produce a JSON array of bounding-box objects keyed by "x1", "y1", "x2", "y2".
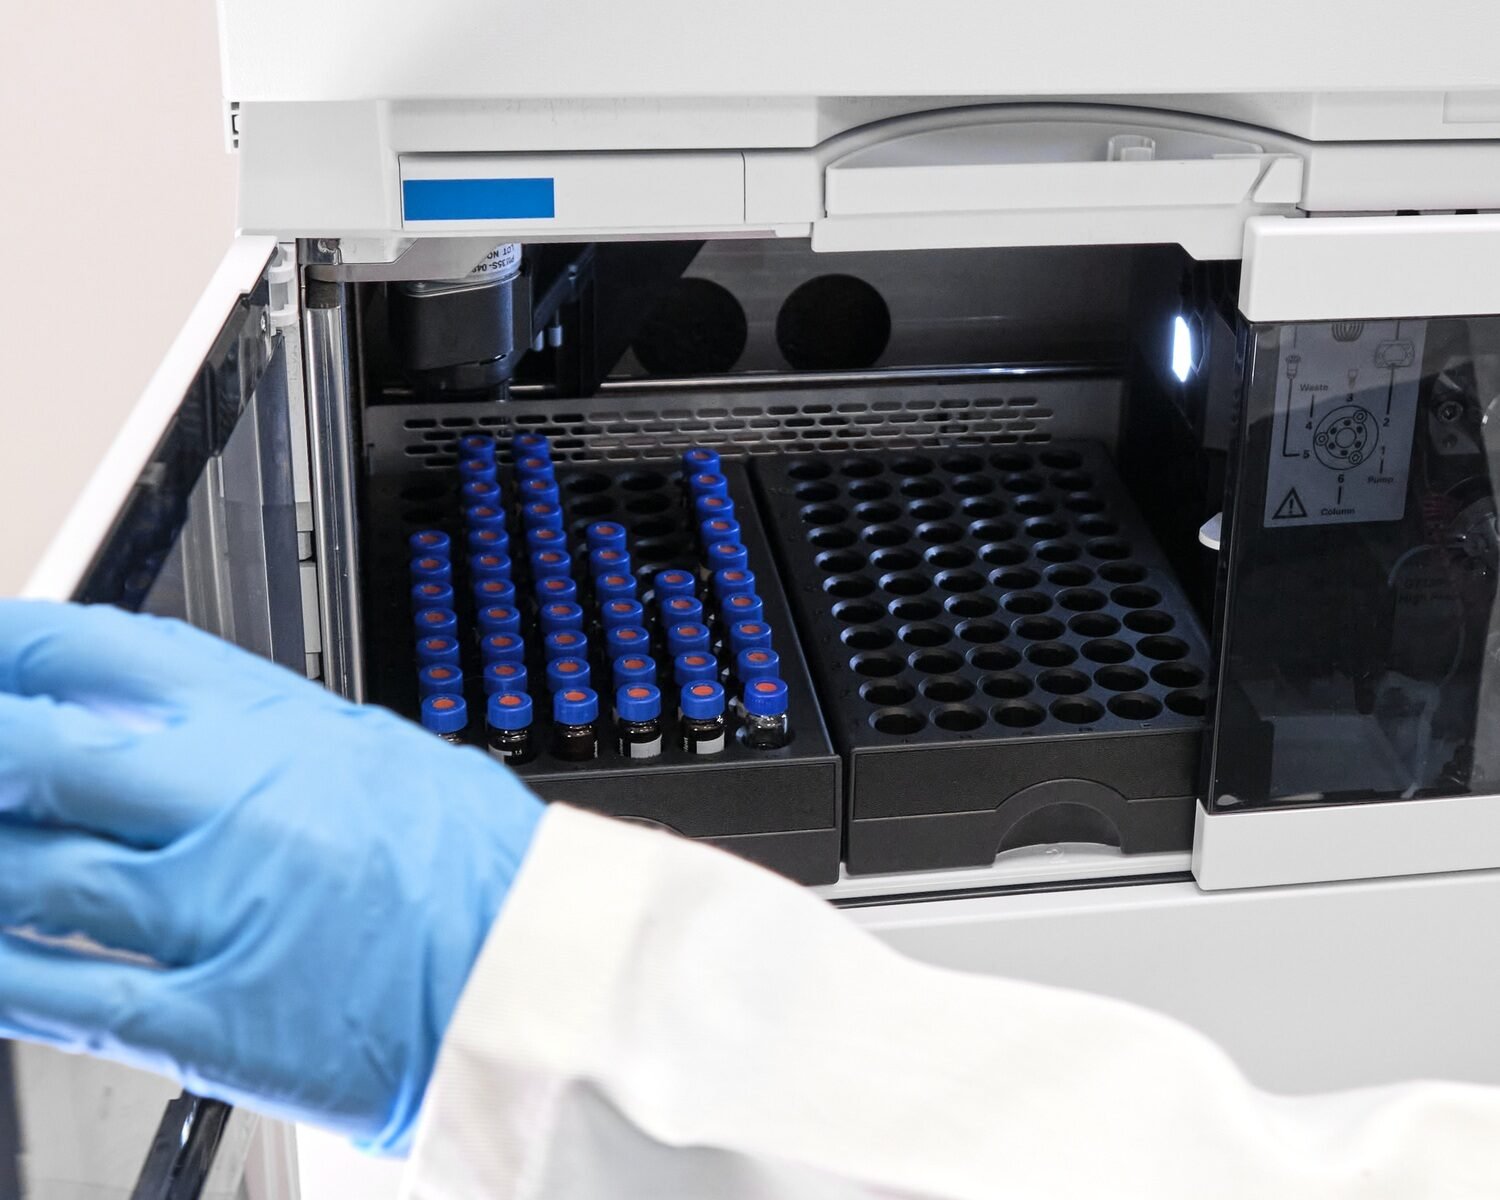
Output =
[
  {"x1": 753, "y1": 443, "x2": 1212, "y2": 874},
  {"x1": 365, "y1": 457, "x2": 841, "y2": 885}
]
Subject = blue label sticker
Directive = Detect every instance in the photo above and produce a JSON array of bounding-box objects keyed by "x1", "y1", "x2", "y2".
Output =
[{"x1": 403, "y1": 178, "x2": 556, "y2": 222}]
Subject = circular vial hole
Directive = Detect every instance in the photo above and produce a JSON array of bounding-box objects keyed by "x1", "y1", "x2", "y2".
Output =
[
  {"x1": 1024, "y1": 517, "x2": 1068, "y2": 541},
  {"x1": 795, "y1": 481, "x2": 839, "y2": 502},
  {"x1": 1015, "y1": 616, "x2": 1065, "y2": 640},
  {"x1": 900, "y1": 622, "x2": 952, "y2": 648},
  {"x1": 565, "y1": 472, "x2": 611, "y2": 495},
  {"x1": 936, "y1": 569, "x2": 985, "y2": 593},
  {"x1": 1003, "y1": 590, "x2": 1052, "y2": 615},
  {"x1": 635, "y1": 516, "x2": 676, "y2": 539},
  {"x1": 861, "y1": 680, "x2": 915, "y2": 706},
  {"x1": 1152, "y1": 661, "x2": 1204, "y2": 689},
  {"x1": 994, "y1": 700, "x2": 1046, "y2": 728},
  {"x1": 864, "y1": 524, "x2": 910, "y2": 547},
  {"x1": 900, "y1": 476, "x2": 943, "y2": 499},
  {"x1": 788, "y1": 460, "x2": 831, "y2": 481},
  {"x1": 917, "y1": 521, "x2": 964, "y2": 545},
  {"x1": 870, "y1": 546, "x2": 920, "y2": 571},
  {"x1": 1040, "y1": 449, "x2": 1083, "y2": 470},
  {"x1": 910, "y1": 648, "x2": 964, "y2": 674},
  {"x1": 1069, "y1": 612, "x2": 1121, "y2": 637},
  {"x1": 990, "y1": 450, "x2": 1034, "y2": 473},
  {"x1": 1064, "y1": 493, "x2": 1106, "y2": 514},
  {"x1": 802, "y1": 503, "x2": 849, "y2": 525},
  {"x1": 1139, "y1": 635, "x2": 1190, "y2": 661},
  {"x1": 871, "y1": 708, "x2": 926, "y2": 736},
  {"x1": 1051, "y1": 696, "x2": 1104, "y2": 725},
  {"x1": 1051, "y1": 471, "x2": 1094, "y2": 491},
  {"x1": 983, "y1": 671, "x2": 1033, "y2": 699},
  {"x1": 961, "y1": 496, "x2": 1005, "y2": 519},
  {"x1": 1058, "y1": 587, "x2": 1108, "y2": 612},
  {"x1": 946, "y1": 593, "x2": 998, "y2": 618},
  {"x1": 1078, "y1": 516, "x2": 1120, "y2": 537},
  {"x1": 957, "y1": 618, "x2": 1006, "y2": 644},
  {"x1": 816, "y1": 550, "x2": 864, "y2": 574},
  {"x1": 810, "y1": 526, "x2": 857, "y2": 549},
  {"x1": 842, "y1": 626, "x2": 895, "y2": 651},
  {"x1": 890, "y1": 454, "x2": 936, "y2": 476},
  {"x1": 852, "y1": 652, "x2": 905, "y2": 678},
  {"x1": 908, "y1": 499, "x2": 955, "y2": 521},
  {"x1": 855, "y1": 500, "x2": 901, "y2": 524},
  {"x1": 1099, "y1": 561, "x2": 1147, "y2": 584},
  {"x1": 952, "y1": 475, "x2": 995, "y2": 496},
  {"x1": 824, "y1": 573, "x2": 875, "y2": 598},
  {"x1": 1046, "y1": 563, "x2": 1094, "y2": 587},
  {"x1": 636, "y1": 535, "x2": 690, "y2": 562},
  {"x1": 934, "y1": 705, "x2": 986, "y2": 733},
  {"x1": 1089, "y1": 538, "x2": 1134, "y2": 561},
  {"x1": 1035, "y1": 540, "x2": 1082, "y2": 563},
  {"x1": 1111, "y1": 586, "x2": 1162, "y2": 614},
  {"x1": 922, "y1": 676, "x2": 975, "y2": 702},
  {"x1": 881, "y1": 571, "x2": 931, "y2": 597},
  {"x1": 1003, "y1": 473, "x2": 1046, "y2": 494},
  {"x1": 926, "y1": 544, "x2": 975, "y2": 569},
  {"x1": 1082, "y1": 638, "x2": 1133, "y2": 664},
  {"x1": 990, "y1": 566, "x2": 1040, "y2": 589},
  {"x1": 970, "y1": 520, "x2": 1018, "y2": 543},
  {"x1": 618, "y1": 470, "x2": 667, "y2": 492},
  {"x1": 847, "y1": 480, "x2": 893, "y2": 501},
  {"x1": 625, "y1": 493, "x2": 671, "y2": 515},
  {"x1": 1014, "y1": 496, "x2": 1056, "y2": 517},
  {"x1": 571, "y1": 496, "x2": 615, "y2": 518},
  {"x1": 1026, "y1": 641, "x2": 1077, "y2": 667},
  {"x1": 840, "y1": 456, "x2": 883, "y2": 479},
  {"x1": 833, "y1": 600, "x2": 884, "y2": 625},
  {"x1": 1038, "y1": 668, "x2": 1090, "y2": 695},
  {"x1": 1166, "y1": 688, "x2": 1211, "y2": 717},
  {"x1": 981, "y1": 543, "x2": 1030, "y2": 568},
  {"x1": 1096, "y1": 665, "x2": 1148, "y2": 692},
  {"x1": 889, "y1": 597, "x2": 941, "y2": 621},
  {"x1": 970, "y1": 645, "x2": 1021, "y2": 671},
  {"x1": 1109, "y1": 692, "x2": 1164, "y2": 720},
  {"x1": 1124, "y1": 609, "x2": 1175, "y2": 634},
  {"x1": 942, "y1": 453, "x2": 984, "y2": 474}
]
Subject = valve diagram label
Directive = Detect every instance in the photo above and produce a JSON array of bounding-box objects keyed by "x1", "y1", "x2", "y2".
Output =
[{"x1": 1263, "y1": 320, "x2": 1426, "y2": 529}]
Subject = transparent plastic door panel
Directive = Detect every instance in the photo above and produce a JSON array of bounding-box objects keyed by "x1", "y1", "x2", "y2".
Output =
[{"x1": 1209, "y1": 316, "x2": 1500, "y2": 811}]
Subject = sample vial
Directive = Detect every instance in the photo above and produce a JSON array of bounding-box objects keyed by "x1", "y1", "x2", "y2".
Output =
[
  {"x1": 653, "y1": 569, "x2": 697, "y2": 602},
  {"x1": 522, "y1": 501, "x2": 565, "y2": 532},
  {"x1": 699, "y1": 515, "x2": 742, "y2": 550},
  {"x1": 679, "y1": 681, "x2": 727, "y2": 755},
  {"x1": 673, "y1": 651, "x2": 718, "y2": 687},
  {"x1": 465, "y1": 524, "x2": 510, "y2": 553},
  {"x1": 661, "y1": 595, "x2": 704, "y2": 627},
  {"x1": 458, "y1": 456, "x2": 499, "y2": 484},
  {"x1": 526, "y1": 526, "x2": 568, "y2": 554},
  {"x1": 514, "y1": 454, "x2": 555, "y2": 484},
  {"x1": 473, "y1": 577, "x2": 518, "y2": 609},
  {"x1": 421, "y1": 694, "x2": 469, "y2": 744},
  {"x1": 693, "y1": 493, "x2": 735, "y2": 525},
  {"x1": 681, "y1": 446, "x2": 721, "y2": 477},
  {"x1": 586, "y1": 522, "x2": 628, "y2": 553},
  {"x1": 517, "y1": 476, "x2": 561, "y2": 508},
  {"x1": 413, "y1": 606, "x2": 459, "y2": 640},
  {"x1": 595, "y1": 572, "x2": 637, "y2": 603},
  {"x1": 742, "y1": 677, "x2": 790, "y2": 750},
  {"x1": 605, "y1": 624, "x2": 650, "y2": 660},
  {"x1": 613, "y1": 654, "x2": 657, "y2": 689},
  {"x1": 543, "y1": 629, "x2": 588, "y2": 662},
  {"x1": 616, "y1": 684, "x2": 664, "y2": 759},
  {"x1": 410, "y1": 581, "x2": 456, "y2": 613},
  {"x1": 483, "y1": 660, "x2": 529, "y2": 696},
  {"x1": 600, "y1": 598, "x2": 646, "y2": 631},
  {"x1": 589, "y1": 547, "x2": 631, "y2": 580},
  {"x1": 687, "y1": 472, "x2": 730, "y2": 504},
  {"x1": 546, "y1": 655, "x2": 592, "y2": 693},
  {"x1": 535, "y1": 575, "x2": 579, "y2": 605},
  {"x1": 552, "y1": 687, "x2": 600, "y2": 761},
  {"x1": 728, "y1": 620, "x2": 773, "y2": 658},
  {"x1": 408, "y1": 530, "x2": 452, "y2": 558},
  {"x1": 458, "y1": 433, "x2": 497, "y2": 458},
  {"x1": 666, "y1": 621, "x2": 712, "y2": 658},
  {"x1": 486, "y1": 692, "x2": 536, "y2": 765},
  {"x1": 410, "y1": 555, "x2": 453, "y2": 585},
  {"x1": 417, "y1": 663, "x2": 464, "y2": 698},
  {"x1": 511, "y1": 432, "x2": 551, "y2": 459},
  {"x1": 479, "y1": 632, "x2": 526, "y2": 664},
  {"x1": 735, "y1": 647, "x2": 782, "y2": 684},
  {"x1": 529, "y1": 548, "x2": 572, "y2": 580},
  {"x1": 476, "y1": 604, "x2": 522, "y2": 637},
  {"x1": 415, "y1": 635, "x2": 462, "y2": 668},
  {"x1": 721, "y1": 592, "x2": 764, "y2": 626},
  {"x1": 461, "y1": 478, "x2": 502, "y2": 507},
  {"x1": 705, "y1": 541, "x2": 749, "y2": 575},
  {"x1": 712, "y1": 566, "x2": 757, "y2": 601},
  {"x1": 469, "y1": 551, "x2": 513, "y2": 582},
  {"x1": 539, "y1": 601, "x2": 585, "y2": 634}
]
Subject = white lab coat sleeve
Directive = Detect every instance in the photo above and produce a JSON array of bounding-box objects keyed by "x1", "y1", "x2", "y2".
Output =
[{"x1": 400, "y1": 805, "x2": 1500, "y2": 1200}]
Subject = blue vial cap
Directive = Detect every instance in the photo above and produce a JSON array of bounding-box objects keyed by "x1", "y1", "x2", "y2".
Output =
[
  {"x1": 617, "y1": 682, "x2": 662, "y2": 723},
  {"x1": 706, "y1": 541, "x2": 749, "y2": 573},
  {"x1": 682, "y1": 446, "x2": 721, "y2": 476},
  {"x1": 461, "y1": 479, "x2": 501, "y2": 506},
  {"x1": 539, "y1": 600, "x2": 585, "y2": 633},
  {"x1": 699, "y1": 516, "x2": 742, "y2": 548},
  {"x1": 421, "y1": 693, "x2": 468, "y2": 734},
  {"x1": 546, "y1": 655, "x2": 592, "y2": 693},
  {"x1": 666, "y1": 621, "x2": 711, "y2": 657},
  {"x1": 743, "y1": 676, "x2": 790, "y2": 718},
  {"x1": 479, "y1": 632, "x2": 526, "y2": 664},
  {"x1": 517, "y1": 476, "x2": 561, "y2": 507},
  {"x1": 553, "y1": 686, "x2": 599, "y2": 726},
  {"x1": 589, "y1": 547, "x2": 631, "y2": 579},
  {"x1": 487, "y1": 690, "x2": 534, "y2": 731},
  {"x1": 736, "y1": 646, "x2": 781, "y2": 682},
  {"x1": 543, "y1": 629, "x2": 588, "y2": 662},
  {"x1": 728, "y1": 619, "x2": 773, "y2": 654},
  {"x1": 522, "y1": 501, "x2": 565, "y2": 531},
  {"x1": 712, "y1": 566, "x2": 757, "y2": 599},
  {"x1": 415, "y1": 635, "x2": 461, "y2": 667},
  {"x1": 465, "y1": 523, "x2": 510, "y2": 551},
  {"x1": 604, "y1": 624, "x2": 650, "y2": 659},
  {"x1": 586, "y1": 521, "x2": 628, "y2": 553},
  {"x1": 408, "y1": 529, "x2": 452, "y2": 558},
  {"x1": 693, "y1": 493, "x2": 736, "y2": 524},
  {"x1": 458, "y1": 433, "x2": 496, "y2": 457},
  {"x1": 410, "y1": 555, "x2": 453, "y2": 585},
  {"x1": 510, "y1": 432, "x2": 551, "y2": 459},
  {"x1": 413, "y1": 606, "x2": 458, "y2": 638},
  {"x1": 534, "y1": 575, "x2": 579, "y2": 604},
  {"x1": 417, "y1": 663, "x2": 465, "y2": 698},
  {"x1": 661, "y1": 595, "x2": 704, "y2": 625},
  {"x1": 483, "y1": 660, "x2": 529, "y2": 696},
  {"x1": 469, "y1": 551, "x2": 513, "y2": 581},
  {"x1": 600, "y1": 598, "x2": 646, "y2": 630},
  {"x1": 526, "y1": 523, "x2": 567, "y2": 550},
  {"x1": 529, "y1": 548, "x2": 572, "y2": 580},
  {"x1": 688, "y1": 471, "x2": 730, "y2": 501},
  {"x1": 410, "y1": 581, "x2": 455, "y2": 613},
  {"x1": 653, "y1": 569, "x2": 696, "y2": 600},
  {"x1": 721, "y1": 592, "x2": 764, "y2": 625},
  {"x1": 457, "y1": 456, "x2": 498, "y2": 483},
  {"x1": 673, "y1": 651, "x2": 718, "y2": 685},
  {"x1": 472, "y1": 577, "x2": 517, "y2": 608},
  {"x1": 514, "y1": 454, "x2": 555, "y2": 482},
  {"x1": 476, "y1": 604, "x2": 522, "y2": 636},
  {"x1": 680, "y1": 680, "x2": 726, "y2": 720},
  {"x1": 613, "y1": 653, "x2": 657, "y2": 687},
  {"x1": 595, "y1": 571, "x2": 638, "y2": 602}
]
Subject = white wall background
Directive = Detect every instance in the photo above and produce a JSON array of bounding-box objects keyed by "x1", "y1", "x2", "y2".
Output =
[{"x1": 0, "y1": 2, "x2": 238, "y2": 593}]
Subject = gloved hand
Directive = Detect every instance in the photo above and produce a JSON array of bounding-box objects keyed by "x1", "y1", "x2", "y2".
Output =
[{"x1": 0, "y1": 599, "x2": 543, "y2": 1151}]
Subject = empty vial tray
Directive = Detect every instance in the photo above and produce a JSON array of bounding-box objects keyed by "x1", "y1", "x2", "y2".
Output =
[
  {"x1": 365, "y1": 458, "x2": 841, "y2": 885},
  {"x1": 753, "y1": 443, "x2": 1212, "y2": 875}
]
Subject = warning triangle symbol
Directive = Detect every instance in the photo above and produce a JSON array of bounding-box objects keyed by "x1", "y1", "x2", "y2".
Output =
[{"x1": 1272, "y1": 488, "x2": 1308, "y2": 520}]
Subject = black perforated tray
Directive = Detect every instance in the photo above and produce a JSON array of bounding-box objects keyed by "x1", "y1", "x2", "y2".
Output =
[
  {"x1": 753, "y1": 443, "x2": 1211, "y2": 874},
  {"x1": 365, "y1": 457, "x2": 841, "y2": 885}
]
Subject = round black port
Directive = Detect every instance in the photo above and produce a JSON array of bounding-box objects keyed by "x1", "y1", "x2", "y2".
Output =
[
  {"x1": 1082, "y1": 638, "x2": 1133, "y2": 664},
  {"x1": 864, "y1": 524, "x2": 910, "y2": 547},
  {"x1": 842, "y1": 625, "x2": 895, "y2": 651},
  {"x1": 824, "y1": 573, "x2": 875, "y2": 598},
  {"x1": 946, "y1": 594, "x2": 998, "y2": 618},
  {"x1": 993, "y1": 700, "x2": 1045, "y2": 728},
  {"x1": 632, "y1": 277, "x2": 748, "y2": 375},
  {"x1": 855, "y1": 500, "x2": 901, "y2": 524},
  {"x1": 1013, "y1": 496, "x2": 1056, "y2": 517},
  {"x1": 1099, "y1": 561, "x2": 1147, "y2": 584},
  {"x1": 1035, "y1": 540, "x2": 1081, "y2": 563},
  {"x1": 635, "y1": 516, "x2": 676, "y2": 539},
  {"x1": 1138, "y1": 635, "x2": 1189, "y2": 661},
  {"x1": 801, "y1": 502, "x2": 848, "y2": 525},
  {"x1": 908, "y1": 499, "x2": 955, "y2": 522},
  {"x1": 861, "y1": 680, "x2": 914, "y2": 706},
  {"x1": 1039, "y1": 449, "x2": 1083, "y2": 470},
  {"x1": 970, "y1": 645, "x2": 1021, "y2": 671},
  {"x1": 1108, "y1": 692, "x2": 1163, "y2": 720},
  {"x1": 778, "y1": 276, "x2": 891, "y2": 369},
  {"x1": 990, "y1": 450, "x2": 1034, "y2": 473},
  {"x1": 961, "y1": 496, "x2": 1005, "y2": 519},
  {"x1": 618, "y1": 470, "x2": 667, "y2": 492},
  {"x1": 899, "y1": 476, "x2": 943, "y2": 498},
  {"x1": 1038, "y1": 668, "x2": 1090, "y2": 695},
  {"x1": 981, "y1": 543, "x2": 1030, "y2": 568},
  {"x1": 982, "y1": 672, "x2": 1033, "y2": 699},
  {"x1": 625, "y1": 493, "x2": 671, "y2": 515},
  {"x1": 942, "y1": 453, "x2": 984, "y2": 474},
  {"x1": 788, "y1": 459, "x2": 830, "y2": 481},
  {"x1": 870, "y1": 707, "x2": 926, "y2": 736},
  {"x1": 636, "y1": 536, "x2": 690, "y2": 562},
  {"x1": 1095, "y1": 665, "x2": 1148, "y2": 692},
  {"x1": 816, "y1": 550, "x2": 864, "y2": 574},
  {"x1": 840, "y1": 456, "x2": 883, "y2": 479},
  {"x1": 881, "y1": 572, "x2": 930, "y2": 597},
  {"x1": 889, "y1": 597, "x2": 941, "y2": 621},
  {"x1": 1057, "y1": 587, "x2": 1108, "y2": 612},
  {"x1": 565, "y1": 472, "x2": 611, "y2": 495},
  {"x1": 952, "y1": 475, "x2": 995, "y2": 496},
  {"x1": 1051, "y1": 697, "x2": 1104, "y2": 725},
  {"x1": 921, "y1": 676, "x2": 975, "y2": 702},
  {"x1": 1152, "y1": 661, "x2": 1204, "y2": 688},
  {"x1": 811, "y1": 525, "x2": 857, "y2": 549},
  {"x1": 917, "y1": 521, "x2": 964, "y2": 545},
  {"x1": 970, "y1": 519, "x2": 1018, "y2": 543},
  {"x1": 1014, "y1": 616, "x2": 1065, "y2": 640},
  {"x1": 1089, "y1": 538, "x2": 1134, "y2": 562},
  {"x1": 571, "y1": 495, "x2": 616, "y2": 518},
  {"x1": 957, "y1": 618, "x2": 1006, "y2": 644},
  {"x1": 1002, "y1": 590, "x2": 1052, "y2": 615},
  {"x1": 989, "y1": 566, "x2": 1040, "y2": 589},
  {"x1": 834, "y1": 600, "x2": 885, "y2": 625},
  {"x1": 933, "y1": 705, "x2": 986, "y2": 733},
  {"x1": 1026, "y1": 641, "x2": 1077, "y2": 667},
  {"x1": 1077, "y1": 517, "x2": 1120, "y2": 538},
  {"x1": 851, "y1": 652, "x2": 904, "y2": 678},
  {"x1": 910, "y1": 648, "x2": 964, "y2": 674},
  {"x1": 1046, "y1": 563, "x2": 1095, "y2": 586},
  {"x1": 1111, "y1": 585, "x2": 1161, "y2": 609},
  {"x1": 795, "y1": 481, "x2": 839, "y2": 503},
  {"x1": 1124, "y1": 609, "x2": 1175, "y2": 634},
  {"x1": 1003, "y1": 473, "x2": 1045, "y2": 494},
  {"x1": 1024, "y1": 517, "x2": 1068, "y2": 541},
  {"x1": 890, "y1": 454, "x2": 935, "y2": 475},
  {"x1": 870, "y1": 547, "x2": 920, "y2": 571},
  {"x1": 1069, "y1": 612, "x2": 1121, "y2": 637},
  {"x1": 1064, "y1": 493, "x2": 1106, "y2": 514},
  {"x1": 936, "y1": 569, "x2": 985, "y2": 593},
  {"x1": 925, "y1": 545, "x2": 975, "y2": 569},
  {"x1": 847, "y1": 479, "x2": 893, "y2": 501},
  {"x1": 1051, "y1": 471, "x2": 1094, "y2": 491},
  {"x1": 899, "y1": 622, "x2": 951, "y2": 648},
  {"x1": 1166, "y1": 688, "x2": 1210, "y2": 717}
]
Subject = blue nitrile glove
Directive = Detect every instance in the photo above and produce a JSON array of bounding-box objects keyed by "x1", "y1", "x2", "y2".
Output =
[{"x1": 0, "y1": 600, "x2": 544, "y2": 1151}]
